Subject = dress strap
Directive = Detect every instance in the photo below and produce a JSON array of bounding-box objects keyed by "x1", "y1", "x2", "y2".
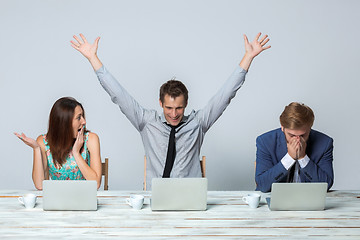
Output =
[
  {"x1": 83, "y1": 132, "x2": 90, "y2": 151},
  {"x1": 81, "y1": 132, "x2": 90, "y2": 162},
  {"x1": 42, "y1": 134, "x2": 50, "y2": 151}
]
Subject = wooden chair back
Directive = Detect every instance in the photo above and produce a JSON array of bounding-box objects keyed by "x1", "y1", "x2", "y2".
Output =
[{"x1": 102, "y1": 158, "x2": 109, "y2": 190}]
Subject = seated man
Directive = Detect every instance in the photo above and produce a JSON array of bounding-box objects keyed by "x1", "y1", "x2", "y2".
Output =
[{"x1": 255, "y1": 102, "x2": 334, "y2": 193}]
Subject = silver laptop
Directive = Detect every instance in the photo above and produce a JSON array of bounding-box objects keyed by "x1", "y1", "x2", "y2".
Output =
[
  {"x1": 151, "y1": 178, "x2": 207, "y2": 211},
  {"x1": 267, "y1": 182, "x2": 327, "y2": 211},
  {"x1": 42, "y1": 180, "x2": 97, "y2": 211}
]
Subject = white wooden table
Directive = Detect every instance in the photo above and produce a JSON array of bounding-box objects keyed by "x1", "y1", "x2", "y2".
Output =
[{"x1": 1, "y1": 190, "x2": 360, "y2": 239}]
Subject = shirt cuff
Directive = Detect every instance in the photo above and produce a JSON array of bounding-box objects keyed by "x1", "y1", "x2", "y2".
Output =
[
  {"x1": 297, "y1": 155, "x2": 310, "y2": 168},
  {"x1": 281, "y1": 153, "x2": 296, "y2": 170},
  {"x1": 95, "y1": 65, "x2": 106, "y2": 75},
  {"x1": 235, "y1": 64, "x2": 248, "y2": 73}
]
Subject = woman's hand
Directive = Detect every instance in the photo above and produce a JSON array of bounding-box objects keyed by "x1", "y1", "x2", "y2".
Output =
[
  {"x1": 14, "y1": 132, "x2": 40, "y2": 149},
  {"x1": 72, "y1": 127, "x2": 85, "y2": 154}
]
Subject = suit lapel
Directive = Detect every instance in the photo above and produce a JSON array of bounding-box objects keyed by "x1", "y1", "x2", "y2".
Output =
[{"x1": 305, "y1": 129, "x2": 314, "y2": 158}]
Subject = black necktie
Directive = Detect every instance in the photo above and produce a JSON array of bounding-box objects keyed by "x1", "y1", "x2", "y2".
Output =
[
  {"x1": 287, "y1": 161, "x2": 299, "y2": 183},
  {"x1": 163, "y1": 123, "x2": 182, "y2": 178}
]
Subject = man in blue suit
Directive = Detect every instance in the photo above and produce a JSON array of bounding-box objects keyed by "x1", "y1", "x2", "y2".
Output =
[{"x1": 255, "y1": 102, "x2": 334, "y2": 193}]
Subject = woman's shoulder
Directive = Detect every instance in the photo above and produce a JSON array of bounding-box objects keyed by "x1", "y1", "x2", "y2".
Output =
[
  {"x1": 86, "y1": 132, "x2": 100, "y2": 152},
  {"x1": 36, "y1": 134, "x2": 47, "y2": 149},
  {"x1": 36, "y1": 134, "x2": 46, "y2": 143},
  {"x1": 87, "y1": 132, "x2": 100, "y2": 143}
]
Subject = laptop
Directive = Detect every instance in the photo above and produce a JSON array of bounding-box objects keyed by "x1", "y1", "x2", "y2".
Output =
[
  {"x1": 42, "y1": 180, "x2": 97, "y2": 211},
  {"x1": 266, "y1": 182, "x2": 327, "y2": 211},
  {"x1": 151, "y1": 178, "x2": 207, "y2": 211}
]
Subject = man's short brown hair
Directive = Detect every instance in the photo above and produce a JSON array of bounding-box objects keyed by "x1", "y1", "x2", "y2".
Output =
[
  {"x1": 159, "y1": 80, "x2": 188, "y2": 104},
  {"x1": 280, "y1": 102, "x2": 314, "y2": 129}
]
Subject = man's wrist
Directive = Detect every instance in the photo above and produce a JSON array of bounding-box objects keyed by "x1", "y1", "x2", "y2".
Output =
[
  {"x1": 297, "y1": 155, "x2": 310, "y2": 168},
  {"x1": 244, "y1": 52, "x2": 255, "y2": 60},
  {"x1": 281, "y1": 153, "x2": 296, "y2": 170},
  {"x1": 88, "y1": 54, "x2": 98, "y2": 62},
  {"x1": 239, "y1": 54, "x2": 254, "y2": 71}
]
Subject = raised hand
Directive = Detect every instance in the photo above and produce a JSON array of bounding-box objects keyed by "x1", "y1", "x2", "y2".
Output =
[
  {"x1": 244, "y1": 32, "x2": 271, "y2": 58},
  {"x1": 14, "y1": 132, "x2": 40, "y2": 149},
  {"x1": 239, "y1": 32, "x2": 271, "y2": 71},
  {"x1": 71, "y1": 33, "x2": 103, "y2": 71},
  {"x1": 71, "y1": 34, "x2": 100, "y2": 60}
]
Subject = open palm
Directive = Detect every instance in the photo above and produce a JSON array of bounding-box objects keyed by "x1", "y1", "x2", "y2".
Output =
[
  {"x1": 244, "y1": 33, "x2": 271, "y2": 58},
  {"x1": 71, "y1": 34, "x2": 100, "y2": 60},
  {"x1": 14, "y1": 132, "x2": 39, "y2": 149}
]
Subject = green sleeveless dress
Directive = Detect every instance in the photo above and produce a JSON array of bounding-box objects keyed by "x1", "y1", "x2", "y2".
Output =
[{"x1": 42, "y1": 132, "x2": 90, "y2": 180}]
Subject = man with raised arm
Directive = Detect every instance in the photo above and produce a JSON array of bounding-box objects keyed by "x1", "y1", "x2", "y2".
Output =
[{"x1": 71, "y1": 33, "x2": 270, "y2": 189}]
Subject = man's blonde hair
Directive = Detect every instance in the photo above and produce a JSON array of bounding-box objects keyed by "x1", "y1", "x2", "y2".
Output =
[{"x1": 280, "y1": 102, "x2": 314, "y2": 129}]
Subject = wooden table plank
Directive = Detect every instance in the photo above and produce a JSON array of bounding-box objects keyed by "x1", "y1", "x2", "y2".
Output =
[{"x1": 1, "y1": 190, "x2": 360, "y2": 239}]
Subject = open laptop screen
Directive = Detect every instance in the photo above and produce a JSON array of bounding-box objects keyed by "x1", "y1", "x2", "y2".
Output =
[
  {"x1": 267, "y1": 182, "x2": 327, "y2": 211},
  {"x1": 42, "y1": 180, "x2": 97, "y2": 211},
  {"x1": 151, "y1": 178, "x2": 207, "y2": 211}
]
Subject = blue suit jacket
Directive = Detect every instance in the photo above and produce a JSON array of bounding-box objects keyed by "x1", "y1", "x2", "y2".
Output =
[{"x1": 255, "y1": 128, "x2": 334, "y2": 193}]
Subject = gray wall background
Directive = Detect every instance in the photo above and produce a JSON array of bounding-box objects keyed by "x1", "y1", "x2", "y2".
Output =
[{"x1": 1, "y1": 0, "x2": 359, "y2": 190}]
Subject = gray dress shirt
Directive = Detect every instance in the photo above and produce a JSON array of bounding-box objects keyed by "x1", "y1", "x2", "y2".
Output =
[{"x1": 96, "y1": 65, "x2": 247, "y2": 189}]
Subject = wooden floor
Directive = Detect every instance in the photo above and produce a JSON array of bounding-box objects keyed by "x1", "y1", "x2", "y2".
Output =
[{"x1": 1, "y1": 190, "x2": 360, "y2": 239}]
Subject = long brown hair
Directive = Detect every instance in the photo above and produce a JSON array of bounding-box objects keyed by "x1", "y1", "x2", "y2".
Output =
[{"x1": 46, "y1": 97, "x2": 86, "y2": 166}]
